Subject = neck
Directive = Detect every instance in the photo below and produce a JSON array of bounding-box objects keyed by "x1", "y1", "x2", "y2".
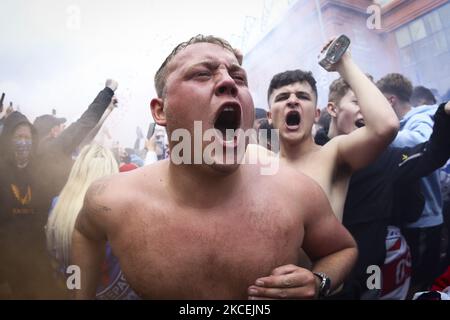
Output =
[
  {"x1": 167, "y1": 161, "x2": 242, "y2": 209},
  {"x1": 395, "y1": 102, "x2": 412, "y2": 120},
  {"x1": 280, "y1": 136, "x2": 318, "y2": 163}
]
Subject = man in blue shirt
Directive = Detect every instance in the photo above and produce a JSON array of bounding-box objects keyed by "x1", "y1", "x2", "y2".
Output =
[{"x1": 377, "y1": 73, "x2": 443, "y2": 293}]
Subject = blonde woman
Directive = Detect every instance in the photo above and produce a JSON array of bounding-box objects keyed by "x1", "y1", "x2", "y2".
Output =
[{"x1": 46, "y1": 143, "x2": 139, "y2": 299}]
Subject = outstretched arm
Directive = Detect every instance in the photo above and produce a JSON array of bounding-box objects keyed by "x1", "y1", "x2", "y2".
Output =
[{"x1": 333, "y1": 48, "x2": 399, "y2": 171}]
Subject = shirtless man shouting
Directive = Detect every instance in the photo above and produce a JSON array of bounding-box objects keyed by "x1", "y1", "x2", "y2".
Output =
[
  {"x1": 268, "y1": 40, "x2": 399, "y2": 221},
  {"x1": 71, "y1": 35, "x2": 357, "y2": 299}
]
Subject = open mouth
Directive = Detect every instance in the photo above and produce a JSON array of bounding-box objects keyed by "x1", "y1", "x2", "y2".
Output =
[
  {"x1": 214, "y1": 103, "x2": 241, "y2": 141},
  {"x1": 355, "y1": 119, "x2": 365, "y2": 128},
  {"x1": 285, "y1": 110, "x2": 301, "y2": 129}
]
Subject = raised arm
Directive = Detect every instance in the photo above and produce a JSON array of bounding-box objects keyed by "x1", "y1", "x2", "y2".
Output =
[
  {"x1": 41, "y1": 79, "x2": 118, "y2": 156},
  {"x1": 71, "y1": 180, "x2": 110, "y2": 299},
  {"x1": 334, "y1": 51, "x2": 399, "y2": 171}
]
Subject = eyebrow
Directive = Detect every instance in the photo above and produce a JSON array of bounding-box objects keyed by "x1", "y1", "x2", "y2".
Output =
[
  {"x1": 186, "y1": 60, "x2": 245, "y2": 74},
  {"x1": 274, "y1": 90, "x2": 311, "y2": 100}
]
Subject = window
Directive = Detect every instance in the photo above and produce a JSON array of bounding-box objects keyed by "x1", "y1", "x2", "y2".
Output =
[
  {"x1": 424, "y1": 11, "x2": 442, "y2": 34},
  {"x1": 439, "y1": 2, "x2": 450, "y2": 28},
  {"x1": 433, "y1": 31, "x2": 448, "y2": 55},
  {"x1": 394, "y1": 5, "x2": 450, "y2": 70},
  {"x1": 409, "y1": 19, "x2": 427, "y2": 42},
  {"x1": 399, "y1": 45, "x2": 415, "y2": 67},
  {"x1": 414, "y1": 37, "x2": 432, "y2": 62},
  {"x1": 395, "y1": 26, "x2": 412, "y2": 48}
]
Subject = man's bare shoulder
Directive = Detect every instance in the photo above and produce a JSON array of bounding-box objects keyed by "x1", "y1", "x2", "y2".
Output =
[
  {"x1": 315, "y1": 137, "x2": 341, "y2": 158},
  {"x1": 305, "y1": 136, "x2": 349, "y2": 172},
  {"x1": 252, "y1": 159, "x2": 324, "y2": 198},
  {"x1": 77, "y1": 161, "x2": 169, "y2": 237},
  {"x1": 84, "y1": 161, "x2": 168, "y2": 213},
  {"x1": 82, "y1": 173, "x2": 125, "y2": 219},
  {"x1": 320, "y1": 135, "x2": 355, "y2": 170},
  {"x1": 274, "y1": 163, "x2": 333, "y2": 217}
]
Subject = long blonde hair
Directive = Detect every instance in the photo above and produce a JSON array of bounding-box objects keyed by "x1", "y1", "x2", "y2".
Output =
[{"x1": 46, "y1": 143, "x2": 118, "y2": 268}]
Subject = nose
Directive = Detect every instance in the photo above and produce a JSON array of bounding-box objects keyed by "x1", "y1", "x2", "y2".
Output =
[
  {"x1": 286, "y1": 93, "x2": 299, "y2": 108},
  {"x1": 215, "y1": 71, "x2": 238, "y2": 97}
]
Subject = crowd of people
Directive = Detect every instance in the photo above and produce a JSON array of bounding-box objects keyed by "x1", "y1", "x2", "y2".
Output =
[{"x1": 0, "y1": 34, "x2": 449, "y2": 300}]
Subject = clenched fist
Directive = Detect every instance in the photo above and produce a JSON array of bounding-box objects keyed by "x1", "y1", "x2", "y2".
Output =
[{"x1": 105, "y1": 79, "x2": 119, "y2": 92}]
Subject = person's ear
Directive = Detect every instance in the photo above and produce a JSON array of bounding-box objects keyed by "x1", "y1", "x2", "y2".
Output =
[
  {"x1": 327, "y1": 102, "x2": 337, "y2": 118},
  {"x1": 150, "y1": 98, "x2": 167, "y2": 127},
  {"x1": 387, "y1": 95, "x2": 396, "y2": 107},
  {"x1": 267, "y1": 109, "x2": 273, "y2": 125},
  {"x1": 314, "y1": 108, "x2": 321, "y2": 123},
  {"x1": 50, "y1": 125, "x2": 59, "y2": 138}
]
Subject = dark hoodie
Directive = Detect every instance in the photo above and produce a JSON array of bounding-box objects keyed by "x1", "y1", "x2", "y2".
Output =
[
  {"x1": 0, "y1": 87, "x2": 113, "y2": 298},
  {"x1": 0, "y1": 112, "x2": 65, "y2": 299},
  {"x1": 0, "y1": 111, "x2": 40, "y2": 221}
]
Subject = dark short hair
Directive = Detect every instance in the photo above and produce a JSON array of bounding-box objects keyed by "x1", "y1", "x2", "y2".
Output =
[
  {"x1": 154, "y1": 35, "x2": 242, "y2": 98},
  {"x1": 267, "y1": 70, "x2": 317, "y2": 104},
  {"x1": 376, "y1": 73, "x2": 413, "y2": 103},
  {"x1": 411, "y1": 86, "x2": 437, "y2": 106}
]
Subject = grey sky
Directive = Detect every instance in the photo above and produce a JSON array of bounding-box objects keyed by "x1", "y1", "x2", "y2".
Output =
[{"x1": 0, "y1": 0, "x2": 293, "y2": 147}]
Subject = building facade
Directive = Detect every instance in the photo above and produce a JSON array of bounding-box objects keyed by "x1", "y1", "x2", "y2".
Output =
[{"x1": 244, "y1": 0, "x2": 450, "y2": 109}]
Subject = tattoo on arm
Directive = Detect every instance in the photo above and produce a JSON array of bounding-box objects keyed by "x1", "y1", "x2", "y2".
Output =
[{"x1": 90, "y1": 182, "x2": 108, "y2": 196}]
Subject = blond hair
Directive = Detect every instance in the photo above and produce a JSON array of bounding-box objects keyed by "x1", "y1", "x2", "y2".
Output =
[{"x1": 46, "y1": 143, "x2": 118, "y2": 268}]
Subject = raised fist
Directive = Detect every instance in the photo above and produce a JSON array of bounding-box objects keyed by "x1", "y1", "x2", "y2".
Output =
[{"x1": 105, "y1": 79, "x2": 119, "y2": 91}]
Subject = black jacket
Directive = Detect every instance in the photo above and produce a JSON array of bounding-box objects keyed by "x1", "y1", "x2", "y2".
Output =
[
  {"x1": 0, "y1": 111, "x2": 53, "y2": 297},
  {"x1": 316, "y1": 102, "x2": 450, "y2": 298},
  {"x1": 0, "y1": 87, "x2": 113, "y2": 298},
  {"x1": 36, "y1": 87, "x2": 114, "y2": 204},
  {"x1": 0, "y1": 111, "x2": 41, "y2": 223}
]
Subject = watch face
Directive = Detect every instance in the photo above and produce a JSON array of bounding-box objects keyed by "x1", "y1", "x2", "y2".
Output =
[
  {"x1": 314, "y1": 272, "x2": 331, "y2": 297},
  {"x1": 322, "y1": 277, "x2": 331, "y2": 296}
]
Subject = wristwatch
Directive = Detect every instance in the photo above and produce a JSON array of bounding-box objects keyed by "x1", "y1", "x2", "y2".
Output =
[{"x1": 313, "y1": 272, "x2": 331, "y2": 298}]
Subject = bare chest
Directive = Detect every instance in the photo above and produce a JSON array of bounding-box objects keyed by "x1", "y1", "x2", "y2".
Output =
[{"x1": 110, "y1": 200, "x2": 304, "y2": 299}]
